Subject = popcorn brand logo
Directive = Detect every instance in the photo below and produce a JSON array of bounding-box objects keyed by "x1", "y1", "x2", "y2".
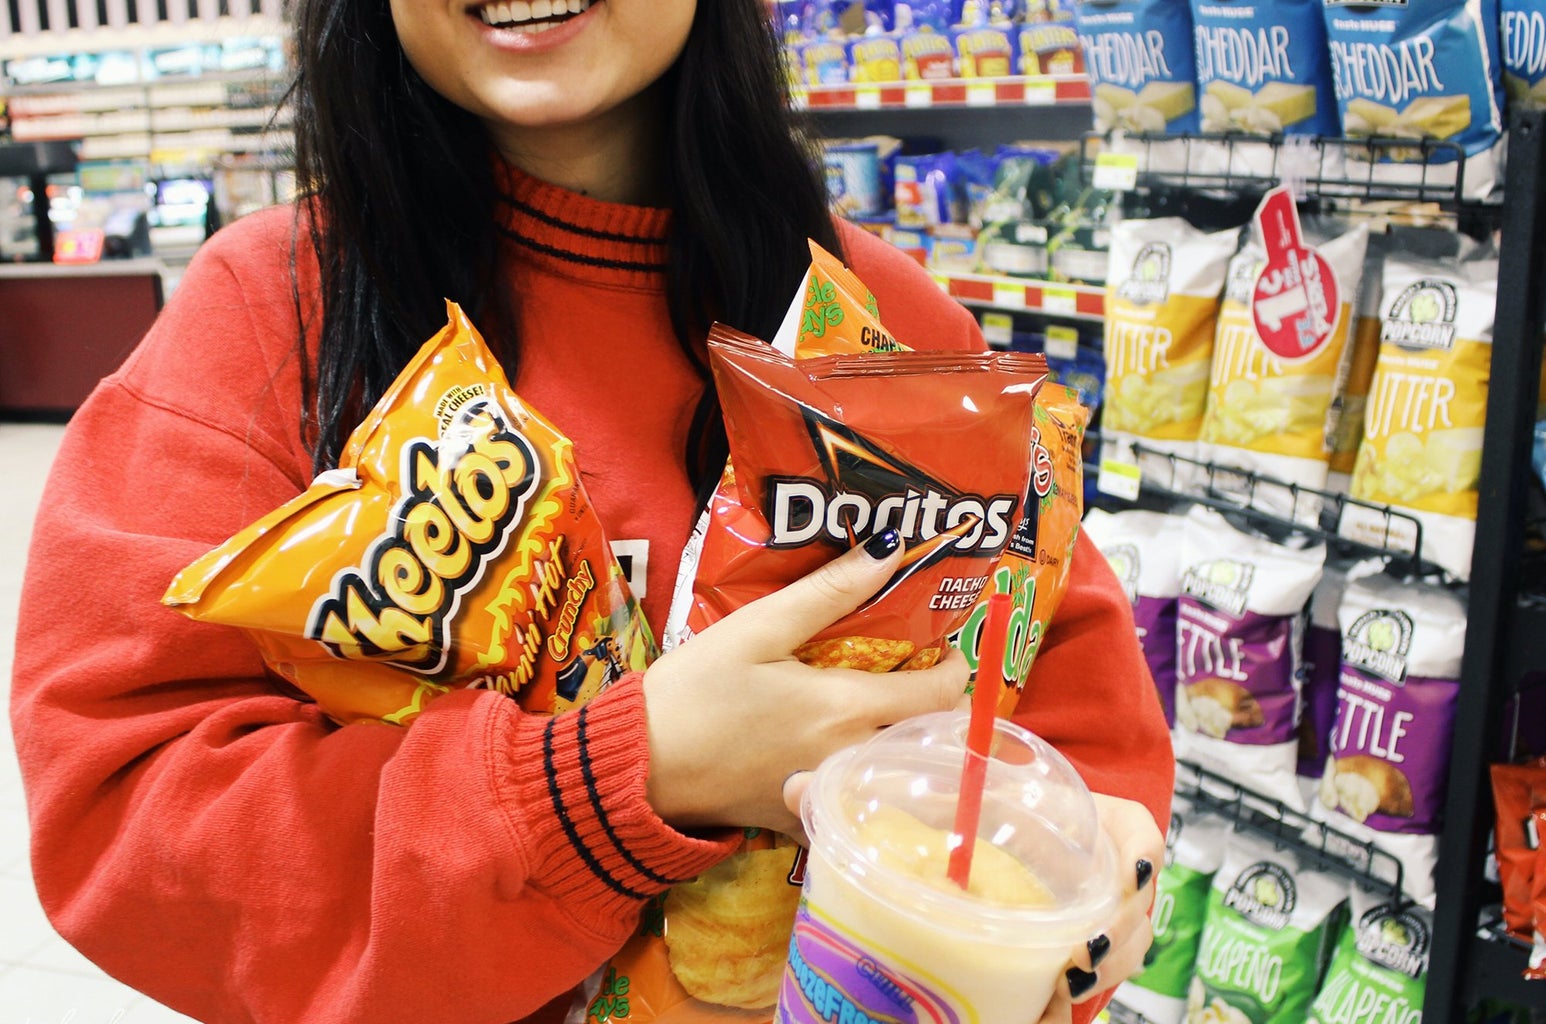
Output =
[
  {"x1": 1106, "y1": 543, "x2": 1140, "y2": 606},
  {"x1": 1181, "y1": 558, "x2": 1254, "y2": 617},
  {"x1": 307, "y1": 397, "x2": 541, "y2": 676},
  {"x1": 1343, "y1": 609, "x2": 1414, "y2": 685},
  {"x1": 1118, "y1": 243, "x2": 1173, "y2": 305},
  {"x1": 1224, "y1": 862, "x2": 1295, "y2": 930},
  {"x1": 1355, "y1": 904, "x2": 1430, "y2": 978},
  {"x1": 1382, "y1": 279, "x2": 1458, "y2": 351}
]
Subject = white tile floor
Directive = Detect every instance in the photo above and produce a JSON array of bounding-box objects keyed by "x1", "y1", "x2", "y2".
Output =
[{"x1": 1, "y1": 423, "x2": 199, "y2": 1024}]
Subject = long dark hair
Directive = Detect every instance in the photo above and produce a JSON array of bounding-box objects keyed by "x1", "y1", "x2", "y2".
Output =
[{"x1": 287, "y1": 0, "x2": 842, "y2": 496}]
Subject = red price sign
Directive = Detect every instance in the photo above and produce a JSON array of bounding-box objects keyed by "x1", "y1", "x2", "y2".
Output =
[{"x1": 1250, "y1": 187, "x2": 1338, "y2": 362}]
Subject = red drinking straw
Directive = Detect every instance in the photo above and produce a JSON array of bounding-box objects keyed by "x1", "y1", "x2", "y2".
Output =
[{"x1": 947, "y1": 591, "x2": 1013, "y2": 891}]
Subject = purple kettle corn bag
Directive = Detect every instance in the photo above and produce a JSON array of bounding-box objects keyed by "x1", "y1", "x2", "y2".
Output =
[
  {"x1": 1298, "y1": 560, "x2": 1382, "y2": 786},
  {"x1": 1176, "y1": 506, "x2": 1326, "y2": 811},
  {"x1": 1314, "y1": 573, "x2": 1465, "y2": 905},
  {"x1": 1082, "y1": 507, "x2": 1186, "y2": 729}
]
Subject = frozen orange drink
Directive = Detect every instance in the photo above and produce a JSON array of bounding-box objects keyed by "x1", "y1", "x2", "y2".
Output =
[{"x1": 776, "y1": 713, "x2": 1120, "y2": 1024}]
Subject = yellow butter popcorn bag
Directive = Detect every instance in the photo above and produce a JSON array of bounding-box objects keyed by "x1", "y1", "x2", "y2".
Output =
[
  {"x1": 1341, "y1": 249, "x2": 1496, "y2": 581},
  {"x1": 1199, "y1": 206, "x2": 1371, "y2": 514},
  {"x1": 1101, "y1": 217, "x2": 1238, "y2": 481}
]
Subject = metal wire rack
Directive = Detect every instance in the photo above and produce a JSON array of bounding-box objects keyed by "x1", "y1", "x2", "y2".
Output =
[
  {"x1": 1077, "y1": 130, "x2": 1498, "y2": 208},
  {"x1": 1175, "y1": 759, "x2": 1408, "y2": 904},
  {"x1": 1088, "y1": 437, "x2": 1451, "y2": 581}
]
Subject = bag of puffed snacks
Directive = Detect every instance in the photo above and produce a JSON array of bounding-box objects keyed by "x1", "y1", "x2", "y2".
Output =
[
  {"x1": 1323, "y1": 0, "x2": 1506, "y2": 198},
  {"x1": 1340, "y1": 237, "x2": 1497, "y2": 581},
  {"x1": 1198, "y1": 204, "x2": 1371, "y2": 520},
  {"x1": 1313, "y1": 572, "x2": 1465, "y2": 906},
  {"x1": 1082, "y1": 507, "x2": 1186, "y2": 730},
  {"x1": 1176, "y1": 507, "x2": 1325, "y2": 812},
  {"x1": 1112, "y1": 796, "x2": 1231, "y2": 1024},
  {"x1": 1307, "y1": 886, "x2": 1430, "y2": 1024},
  {"x1": 1187, "y1": 831, "x2": 1347, "y2": 1024},
  {"x1": 1101, "y1": 217, "x2": 1239, "y2": 487}
]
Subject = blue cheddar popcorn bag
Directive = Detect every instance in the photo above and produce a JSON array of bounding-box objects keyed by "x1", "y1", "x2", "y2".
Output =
[
  {"x1": 1323, "y1": 0, "x2": 1505, "y2": 195},
  {"x1": 1075, "y1": 0, "x2": 1200, "y2": 133},
  {"x1": 1503, "y1": 0, "x2": 1546, "y2": 107},
  {"x1": 1191, "y1": 0, "x2": 1340, "y2": 135}
]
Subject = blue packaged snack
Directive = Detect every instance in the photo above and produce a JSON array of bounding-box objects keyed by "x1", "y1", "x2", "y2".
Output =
[
  {"x1": 895, "y1": 0, "x2": 954, "y2": 31},
  {"x1": 1047, "y1": 346, "x2": 1106, "y2": 413},
  {"x1": 1502, "y1": 0, "x2": 1546, "y2": 107},
  {"x1": 894, "y1": 152, "x2": 962, "y2": 227},
  {"x1": 1075, "y1": 0, "x2": 1201, "y2": 132},
  {"x1": 864, "y1": 0, "x2": 896, "y2": 32},
  {"x1": 1190, "y1": 0, "x2": 1340, "y2": 135},
  {"x1": 1323, "y1": 0, "x2": 1504, "y2": 162},
  {"x1": 824, "y1": 141, "x2": 885, "y2": 217}
]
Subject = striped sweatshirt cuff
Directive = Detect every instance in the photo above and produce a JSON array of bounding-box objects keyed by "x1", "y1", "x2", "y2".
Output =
[{"x1": 499, "y1": 673, "x2": 737, "y2": 919}]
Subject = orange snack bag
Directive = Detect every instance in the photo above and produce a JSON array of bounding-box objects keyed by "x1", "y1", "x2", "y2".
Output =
[
  {"x1": 949, "y1": 382, "x2": 1089, "y2": 717},
  {"x1": 687, "y1": 325, "x2": 1046, "y2": 660},
  {"x1": 791, "y1": 240, "x2": 902, "y2": 357},
  {"x1": 163, "y1": 302, "x2": 653, "y2": 725}
]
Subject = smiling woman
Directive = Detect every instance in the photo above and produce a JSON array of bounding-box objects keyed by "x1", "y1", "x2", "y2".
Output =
[{"x1": 8, "y1": 0, "x2": 1176, "y2": 1019}]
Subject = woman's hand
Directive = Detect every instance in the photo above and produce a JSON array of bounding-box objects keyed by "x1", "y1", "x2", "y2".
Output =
[
  {"x1": 642, "y1": 530, "x2": 972, "y2": 839},
  {"x1": 1037, "y1": 793, "x2": 1167, "y2": 1024}
]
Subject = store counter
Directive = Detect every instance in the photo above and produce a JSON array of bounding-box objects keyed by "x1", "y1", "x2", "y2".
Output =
[{"x1": 0, "y1": 259, "x2": 167, "y2": 418}]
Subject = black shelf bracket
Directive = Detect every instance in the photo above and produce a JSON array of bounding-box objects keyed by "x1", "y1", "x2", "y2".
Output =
[{"x1": 1425, "y1": 106, "x2": 1546, "y2": 1019}]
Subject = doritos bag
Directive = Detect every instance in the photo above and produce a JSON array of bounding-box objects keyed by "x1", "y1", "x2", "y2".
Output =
[
  {"x1": 163, "y1": 302, "x2": 652, "y2": 725},
  {"x1": 599, "y1": 292, "x2": 1048, "y2": 1022}
]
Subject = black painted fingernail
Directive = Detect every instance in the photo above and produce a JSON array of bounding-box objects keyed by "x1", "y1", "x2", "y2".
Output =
[
  {"x1": 1086, "y1": 934, "x2": 1111, "y2": 969},
  {"x1": 1066, "y1": 966, "x2": 1099, "y2": 999},
  {"x1": 864, "y1": 528, "x2": 901, "y2": 559},
  {"x1": 1136, "y1": 859, "x2": 1154, "y2": 890}
]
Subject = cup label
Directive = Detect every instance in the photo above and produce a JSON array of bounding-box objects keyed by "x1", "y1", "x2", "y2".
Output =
[{"x1": 776, "y1": 904, "x2": 965, "y2": 1024}]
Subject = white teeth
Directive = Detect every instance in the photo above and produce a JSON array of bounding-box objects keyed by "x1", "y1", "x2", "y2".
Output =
[{"x1": 477, "y1": 0, "x2": 585, "y2": 28}]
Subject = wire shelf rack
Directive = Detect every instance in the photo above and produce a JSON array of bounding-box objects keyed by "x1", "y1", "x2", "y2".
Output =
[{"x1": 1078, "y1": 130, "x2": 1503, "y2": 210}]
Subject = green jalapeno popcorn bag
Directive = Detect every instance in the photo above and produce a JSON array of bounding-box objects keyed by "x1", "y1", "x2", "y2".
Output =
[
  {"x1": 1188, "y1": 832, "x2": 1348, "y2": 1024},
  {"x1": 1308, "y1": 887, "x2": 1430, "y2": 1024},
  {"x1": 1322, "y1": 0, "x2": 1506, "y2": 198},
  {"x1": 1111, "y1": 796, "x2": 1231, "y2": 1024}
]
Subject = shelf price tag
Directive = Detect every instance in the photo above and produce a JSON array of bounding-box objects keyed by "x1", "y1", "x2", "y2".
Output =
[
  {"x1": 930, "y1": 272, "x2": 950, "y2": 292},
  {"x1": 1097, "y1": 437, "x2": 1143, "y2": 501},
  {"x1": 981, "y1": 311, "x2": 1014, "y2": 348},
  {"x1": 790, "y1": 88, "x2": 809, "y2": 111},
  {"x1": 905, "y1": 83, "x2": 933, "y2": 108},
  {"x1": 1023, "y1": 81, "x2": 1056, "y2": 106},
  {"x1": 854, "y1": 84, "x2": 882, "y2": 110},
  {"x1": 992, "y1": 281, "x2": 1026, "y2": 309},
  {"x1": 966, "y1": 81, "x2": 996, "y2": 107},
  {"x1": 1092, "y1": 152, "x2": 1139, "y2": 192},
  {"x1": 1045, "y1": 324, "x2": 1079, "y2": 360},
  {"x1": 1042, "y1": 286, "x2": 1078, "y2": 317}
]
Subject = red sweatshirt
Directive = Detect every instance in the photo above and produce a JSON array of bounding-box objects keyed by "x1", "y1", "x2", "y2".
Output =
[{"x1": 10, "y1": 163, "x2": 1173, "y2": 1024}]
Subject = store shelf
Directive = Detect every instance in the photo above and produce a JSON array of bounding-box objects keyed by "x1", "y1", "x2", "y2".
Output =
[
  {"x1": 792, "y1": 74, "x2": 1089, "y2": 111},
  {"x1": 928, "y1": 270, "x2": 1103, "y2": 320}
]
